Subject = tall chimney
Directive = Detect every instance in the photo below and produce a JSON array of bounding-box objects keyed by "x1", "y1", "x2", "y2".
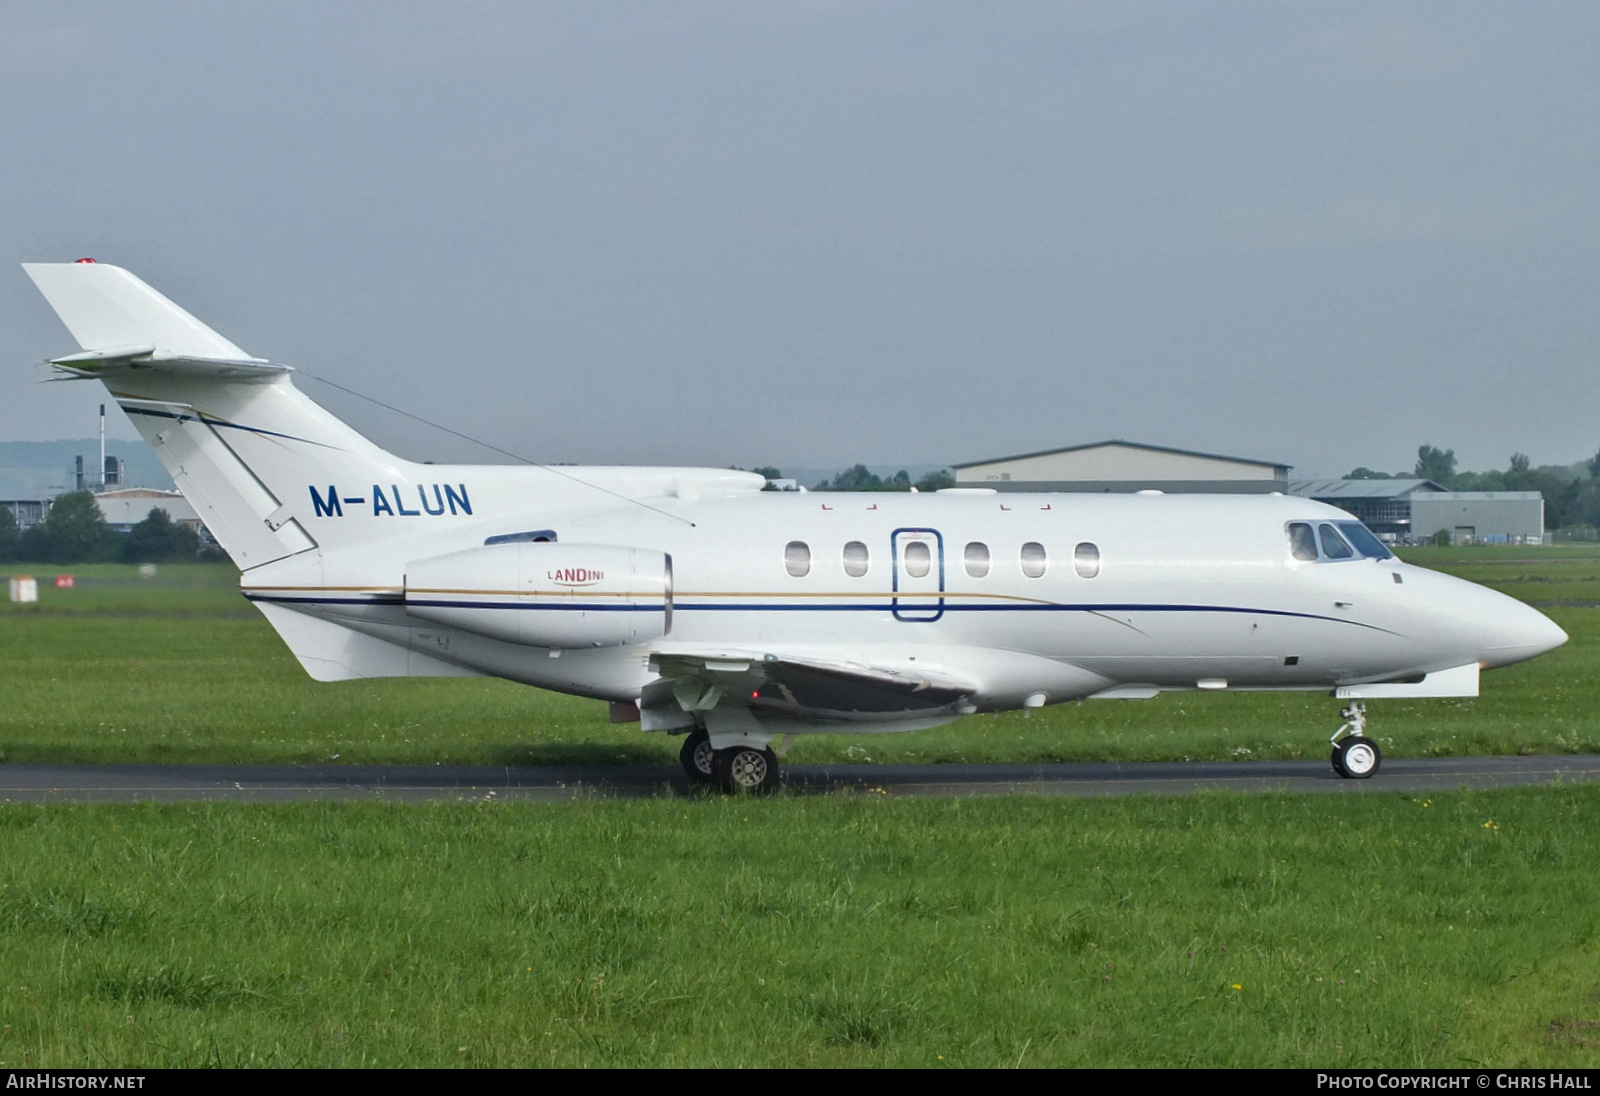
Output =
[{"x1": 99, "y1": 404, "x2": 106, "y2": 490}]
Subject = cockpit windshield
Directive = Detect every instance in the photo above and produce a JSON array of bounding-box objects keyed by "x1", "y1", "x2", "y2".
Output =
[
  {"x1": 1289, "y1": 523, "x2": 1318, "y2": 561},
  {"x1": 1287, "y1": 520, "x2": 1393, "y2": 562},
  {"x1": 1336, "y1": 521, "x2": 1392, "y2": 560},
  {"x1": 1318, "y1": 523, "x2": 1355, "y2": 560}
]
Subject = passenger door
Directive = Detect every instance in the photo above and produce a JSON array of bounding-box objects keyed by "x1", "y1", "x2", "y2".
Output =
[{"x1": 891, "y1": 528, "x2": 944, "y2": 622}]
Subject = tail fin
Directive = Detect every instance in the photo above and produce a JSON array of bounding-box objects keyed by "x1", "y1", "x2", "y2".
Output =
[
  {"x1": 23, "y1": 260, "x2": 252, "y2": 360},
  {"x1": 24, "y1": 261, "x2": 404, "y2": 569}
]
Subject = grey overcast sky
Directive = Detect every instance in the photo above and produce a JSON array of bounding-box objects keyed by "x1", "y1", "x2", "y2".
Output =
[{"x1": 3, "y1": 1, "x2": 1598, "y2": 477}]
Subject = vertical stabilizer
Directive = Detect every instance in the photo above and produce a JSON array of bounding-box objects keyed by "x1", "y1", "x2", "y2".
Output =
[
  {"x1": 24, "y1": 261, "x2": 412, "y2": 567},
  {"x1": 23, "y1": 261, "x2": 252, "y2": 360}
]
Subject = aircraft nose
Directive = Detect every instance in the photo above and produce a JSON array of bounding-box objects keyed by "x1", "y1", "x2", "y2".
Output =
[{"x1": 1478, "y1": 593, "x2": 1567, "y2": 669}]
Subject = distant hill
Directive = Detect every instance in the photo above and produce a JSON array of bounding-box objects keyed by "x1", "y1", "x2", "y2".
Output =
[{"x1": 0, "y1": 438, "x2": 172, "y2": 497}]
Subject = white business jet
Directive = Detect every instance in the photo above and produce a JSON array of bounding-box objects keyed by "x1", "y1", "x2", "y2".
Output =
[{"x1": 23, "y1": 261, "x2": 1568, "y2": 792}]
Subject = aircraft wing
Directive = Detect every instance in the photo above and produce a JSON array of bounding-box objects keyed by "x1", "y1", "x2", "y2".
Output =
[{"x1": 643, "y1": 648, "x2": 977, "y2": 727}]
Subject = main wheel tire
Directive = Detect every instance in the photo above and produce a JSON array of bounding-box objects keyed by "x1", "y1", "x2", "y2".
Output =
[
  {"x1": 1333, "y1": 736, "x2": 1381, "y2": 779},
  {"x1": 712, "y1": 745, "x2": 780, "y2": 795},
  {"x1": 679, "y1": 728, "x2": 716, "y2": 784}
]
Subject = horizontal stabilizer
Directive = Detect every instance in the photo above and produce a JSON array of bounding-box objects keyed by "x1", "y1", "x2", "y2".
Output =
[
  {"x1": 47, "y1": 345, "x2": 287, "y2": 381},
  {"x1": 23, "y1": 261, "x2": 254, "y2": 359}
]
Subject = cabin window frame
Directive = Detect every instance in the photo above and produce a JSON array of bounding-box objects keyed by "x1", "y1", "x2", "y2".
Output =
[
  {"x1": 903, "y1": 540, "x2": 933, "y2": 579},
  {"x1": 784, "y1": 540, "x2": 811, "y2": 577},
  {"x1": 1020, "y1": 541, "x2": 1048, "y2": 579},
  {"x1": 842, "y1": 540, "x2": 870, "y2": 578},
  {"x1": 963, "y1": 541, "x2": 991, "y2": 579},
  {"x1": 1073, "y1": 542, "x2": 1101, "y2": 579}
]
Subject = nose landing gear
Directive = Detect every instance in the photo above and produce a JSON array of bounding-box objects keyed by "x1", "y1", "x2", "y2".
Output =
[{"x1": 1330, "y1": 702, "x2": 1381, "y2": 779}]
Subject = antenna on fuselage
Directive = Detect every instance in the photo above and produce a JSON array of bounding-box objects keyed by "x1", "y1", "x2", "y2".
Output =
[{"x1": 296, "y1": 369, "x2": 697, "y2": 527}]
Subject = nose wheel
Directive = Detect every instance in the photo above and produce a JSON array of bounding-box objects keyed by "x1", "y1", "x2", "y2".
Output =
[{"x1": 1330, "y1": 702, "x2": 1381, "y2": 779}]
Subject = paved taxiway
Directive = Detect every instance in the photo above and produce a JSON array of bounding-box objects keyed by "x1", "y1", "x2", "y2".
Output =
[{"x1": 2, "y1": 755, "x2": 1599, "y2": 802}]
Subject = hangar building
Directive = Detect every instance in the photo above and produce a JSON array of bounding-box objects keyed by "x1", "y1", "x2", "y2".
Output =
[
  {"x1": 1409, "y1": 492, "x2": 1545, "y2": 545},
  {"x1": 952, "y1": 440, "x2": 1290, "y2": 494},
  {"x1": 1291, "y1": 480, "x2": 1548, "y2": 544},
  {"x1": 1287, "y1": 479, "x2": 1445, "y2": 541}
]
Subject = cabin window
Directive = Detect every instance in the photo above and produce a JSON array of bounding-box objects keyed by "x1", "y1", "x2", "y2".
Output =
[
  {"x1": 1074, "y1": 542, "x2": 1101, "y2": 579},
  {"x1": 1288, "y1": 523, "x2": 1317, "y2": 561},
  {"x1": 784, "y1": 540, "x2": 811, "y2": 577},
  {"x1": 1336, "y1": 522, "x2": 1393, "y2": 560},
  {"x1": 1318, "y1": 524, "x2": 1355, "y2": 560},
  {"x1": 903, "y1": 540, "x2": 932, "y2": 579},
  {"x1": 963, "y1": 541, "x2": 990, "y2": 578},
  {"x1": 842, "y1": 540, "x2": 870, "y2": 577},
  {"x1": 1020, "y1": 541, "x2": 1047, "y2": 578}
]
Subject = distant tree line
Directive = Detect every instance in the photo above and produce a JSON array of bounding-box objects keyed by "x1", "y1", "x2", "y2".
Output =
[
  {"x1": 1347, "y1": 445, "x2": 1600, "y2": 530},
  {"x1": 0, "y1": 491, "x2": 224, "y2": 564},
  {"x1": 741, "y1": 466, "x2": 958, "y2": 493},
  {"x1": 813, "y1": 465, "x2": 959, "y2": 492}
]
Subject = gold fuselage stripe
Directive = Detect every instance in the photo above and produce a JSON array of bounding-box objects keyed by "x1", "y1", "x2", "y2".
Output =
[{"x1": 244, "y1": 584, "x2": 1049, "y2": 604}]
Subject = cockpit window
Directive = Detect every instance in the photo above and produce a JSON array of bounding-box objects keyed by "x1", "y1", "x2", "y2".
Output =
[
  {"x1": 1336, "y1": 522, "x2": 1392, "y2": 560},
  {"x1": 1288, "y1": 523, "x2": 1318, "y2": 561},
  {"x1": 1318, "y1": 524, "x2": 1355, "y2": 560}
]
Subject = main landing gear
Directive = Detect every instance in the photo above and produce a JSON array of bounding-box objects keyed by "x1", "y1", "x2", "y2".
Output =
[
  {"x1": 1330, "y1": 702, "x2": 1381, "y2": 779},
  {"x1": 679, "y1": 728, "x2": 781, "y2": 795}
]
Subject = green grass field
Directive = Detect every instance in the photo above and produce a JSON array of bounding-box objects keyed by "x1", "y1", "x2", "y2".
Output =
[
  {"x1": 2, "y1": 550, "x2": 1598, "y2": 1067},
  {"x1": 1, "y1": 789, "x2": 1598, "y2": 1067}
]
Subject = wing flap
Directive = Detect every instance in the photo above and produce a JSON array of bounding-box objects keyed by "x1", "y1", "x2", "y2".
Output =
[{"x1": 647, "y1": 649, "x2": 975, "y2": 722}]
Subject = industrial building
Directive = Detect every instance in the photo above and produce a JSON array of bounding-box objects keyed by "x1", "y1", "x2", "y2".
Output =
[
  {"x1": 2, "y1": 489, "x2": 199, "y2": 533},
  {"x1": 92, "y1": 488, "x2": 201, "y2": 533},
  {"x1": 952, "y1": 440, "x2": 1290, "y2": 494},
  {"x1": 0, "y1": 498, "x2": 52, "y2": 529},
  {"x1": 1410, "y1": 492, "x2": 1545, "y2": 545},
  {"x1": 1288, "y1": 479, "x2": 1548, "y2": 544}
]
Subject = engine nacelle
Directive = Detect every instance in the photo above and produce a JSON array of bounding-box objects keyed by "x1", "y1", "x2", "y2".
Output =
[{"x1": 405, "y1": 542, "x2": 671, "y2": 648}]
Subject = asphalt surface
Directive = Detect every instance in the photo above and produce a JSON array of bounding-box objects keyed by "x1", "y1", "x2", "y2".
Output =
[{"x1": 2, "y1": 755, "x2": 1600, "y2": 802}]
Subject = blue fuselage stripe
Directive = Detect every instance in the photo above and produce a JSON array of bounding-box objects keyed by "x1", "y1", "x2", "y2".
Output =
[
  {"x1": 244, "y1": 593, "x2": 1389, "y2": 631},
  {"x1": 123, "y1": 405, "x2": 322, "y2": 446}
]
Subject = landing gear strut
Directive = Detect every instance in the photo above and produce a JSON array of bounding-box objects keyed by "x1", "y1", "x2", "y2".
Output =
[{"x1": 1330, "y1": 702, "x2": 1381, "y2": 779}]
